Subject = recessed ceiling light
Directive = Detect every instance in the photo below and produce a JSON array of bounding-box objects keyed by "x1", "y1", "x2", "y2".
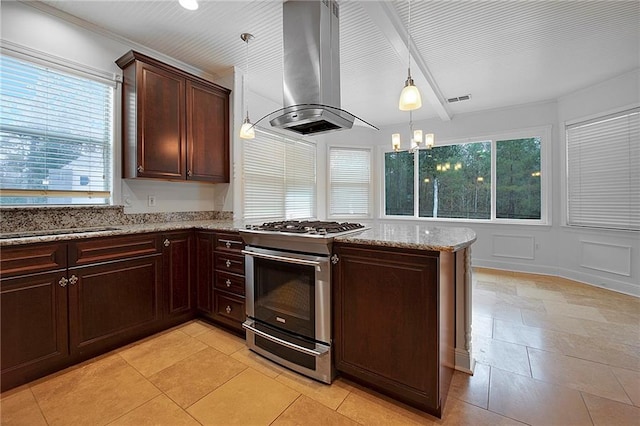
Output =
[{"x1": 179, "y1": 0, "x2": 199, "y2": 11}]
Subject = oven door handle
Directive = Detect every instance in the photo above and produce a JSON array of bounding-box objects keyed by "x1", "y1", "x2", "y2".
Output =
[
  {"x1": 242, "y1": 320, "x2": 329, "y2": 357},
  {"x1": 241, "y1": 250, "x2": 322, "y2": 267}
]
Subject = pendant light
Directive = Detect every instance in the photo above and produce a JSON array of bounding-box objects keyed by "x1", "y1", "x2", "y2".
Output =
[
  {"x1": 239, "y1": 33, "x2": 255, "y2": 140},
  {"x1": 398, "y1": 0, "x2": 422, "y2": 111},
  {"x1": 178, "y1": 0, "x2": 198, "y2": 11}
]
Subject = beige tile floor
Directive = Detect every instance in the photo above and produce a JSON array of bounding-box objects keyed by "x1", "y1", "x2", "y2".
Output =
[{"x1": 1, "y1": 268, "x2": 639, "y2": 425}]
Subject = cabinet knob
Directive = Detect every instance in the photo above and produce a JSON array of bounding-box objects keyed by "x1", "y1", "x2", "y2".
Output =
[
  {"x1": 225, "y1": 241, "x2": 232, "y2": 249},
  {"x1": 59, "y1": 277, "x2": 68, "y2": 287},
  {"x1": 187, "y1": 169, "x2": 192, "y2": 177},
  {"x1": 226, "y1": 279, "x2": 231, "y2": 287},
  {"x1": 164, "y1": 239, "x2": 171, "y2": 247},
  {"x1": 331, "y1": 254, "x2": 339, "y2": 264},
  {"x1": 225, "y1": 305, "x2": 232, "y2": 314},
  {"x1": 68, "y1": 275, "x2": 78, "y2": 286},
  {"x1": 225, "y1": 260, "x2": 231, "y2": 268},
  {"x1": 137, "y1": 165, "x2": 144, "y2": 173}
]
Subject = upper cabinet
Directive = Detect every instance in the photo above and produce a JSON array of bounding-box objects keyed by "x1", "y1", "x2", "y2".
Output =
[{"x1": 116, "y1": 51, "x2": 230, "y2": 183}]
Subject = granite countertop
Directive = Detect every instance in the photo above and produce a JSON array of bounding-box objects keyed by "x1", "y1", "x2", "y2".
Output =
[
  {"x1": 336, "y1": 223, "x2": 476, "y2": 252},
  {"x1": 0, "y1": 220, "x2": 476, "y2": 252}
]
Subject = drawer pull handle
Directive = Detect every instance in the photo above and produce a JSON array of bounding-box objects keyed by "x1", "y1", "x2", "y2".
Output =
[
  {"x1": 225, "y1": 241, "x2": 231, "y2": 249},
  {"x1": 59, "y1": 277, "x2": 68, "y2": 287},
  {"x1": 225, "y1": 305, "x2": 232, "y2": 314},
  {"x1": 68, "y1": 275, "x2": 78, "y2": 286},
  {"x1": 226, "y1": 279, "x2": 231, "y2": 287},
  {"x1": 164, "y1": 239, "x2": 170, "y2": 247},
  {"x1": 225, "y1": 260, "x2": 231, "y2": 268}
]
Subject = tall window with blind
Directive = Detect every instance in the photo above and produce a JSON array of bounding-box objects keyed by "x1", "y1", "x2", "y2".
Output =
[
  {"x1": 243, "y1": 129, "x2": 316, "y2": 221},
  {"x1": 566, "y1": 108, "x2": 640, "y2": 231},
  {"x1": 0, "y1": 54, "x2": 114, "y2": 205},
  {"x1": 328, "y1": 147, "x2": 371, "y2": 218}
]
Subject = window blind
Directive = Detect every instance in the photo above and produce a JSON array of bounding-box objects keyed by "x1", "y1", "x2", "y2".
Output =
[
  {"x1": 329, "y1": 147, "x2": 371, "y2": 217},
  {"x1": 243, "y1": 129, "x2": 316, "y2": 221},
  {"x1": 566, "y1": 108, "x2": 640, "y2": 230},
  {"x1": 0, "y1": 54, "x2": 113, "y2": 205}
]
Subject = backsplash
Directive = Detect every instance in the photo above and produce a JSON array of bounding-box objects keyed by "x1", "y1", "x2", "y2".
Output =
[{"x1": 0, "y1": 206, "x2": 233, "y2": 233}]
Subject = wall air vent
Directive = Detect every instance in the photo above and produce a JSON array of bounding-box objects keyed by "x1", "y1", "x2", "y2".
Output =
[{"x1": 447, "y1": 94, "x2": 472, "y2": 103}]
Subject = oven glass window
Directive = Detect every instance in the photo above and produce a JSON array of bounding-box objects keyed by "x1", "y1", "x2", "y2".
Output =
[{"x1": 254, "y1": 258, "x2": 315, "y2": 339}]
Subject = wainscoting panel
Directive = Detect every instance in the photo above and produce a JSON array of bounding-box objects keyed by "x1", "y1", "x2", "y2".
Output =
[
  {"x1": 491, "y1": 234, "x2": 535, "y2": 260},
  {"x1": 580, "y1": 240, "x2": 631, "y2": 276}
]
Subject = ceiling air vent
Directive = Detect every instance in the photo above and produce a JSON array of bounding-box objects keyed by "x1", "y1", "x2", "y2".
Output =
[{"x1": 447, "y1": 94, "x2": 472, "y2": 103}]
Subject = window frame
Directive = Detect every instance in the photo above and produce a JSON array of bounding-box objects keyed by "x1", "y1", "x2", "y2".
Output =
[
  {"x1": 327, "y1": 145, "x2": 373, "y2": 220},
  {"x1": 0, "y1": 42, "x2": 118, "y2": 206},
  {"x1": 381, "y1": 126, "x2": 551, "y2": 225},
  {"x1": 564, "y1": 105, "x2": 640, "y2": 231}
]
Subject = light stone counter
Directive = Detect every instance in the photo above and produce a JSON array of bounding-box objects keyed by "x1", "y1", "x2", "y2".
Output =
[
  {"x1": 0, "y1": 220, "x2": 241, "y2": 247},
  {"x1": 336, "y1": 223, "x2": 476, "y2": 252}
]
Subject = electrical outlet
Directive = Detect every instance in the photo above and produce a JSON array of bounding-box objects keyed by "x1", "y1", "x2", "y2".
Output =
[{"x1": 148, "y1": 195, "x2": 156, "y2": 207}]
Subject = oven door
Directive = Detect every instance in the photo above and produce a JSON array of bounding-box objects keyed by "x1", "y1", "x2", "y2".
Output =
[{"x1": 243, "y1": 246, "x2": 331, "y2": 344}]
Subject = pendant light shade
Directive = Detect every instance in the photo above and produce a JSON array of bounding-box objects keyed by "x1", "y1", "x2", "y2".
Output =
[
  {"x1": 179, "y1": 0, "x2": 199, "y2": 11},
  {"x1": 239, "y1": 32, "x2": 255, "y2": 140},
  {"x1": 399, "y1": 76, "x2": 422, "y2": 111},
  {"x1": 240, "y1": 114, "x2": 255, "y2": 139}
]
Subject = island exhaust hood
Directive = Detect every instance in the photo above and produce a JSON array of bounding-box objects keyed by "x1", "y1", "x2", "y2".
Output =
[{"x1": 268, "y1": 0, "x2": 359, "y2": 135}]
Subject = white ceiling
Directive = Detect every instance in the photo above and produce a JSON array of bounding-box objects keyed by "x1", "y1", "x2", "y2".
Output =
[{"x1": 37, "y1": 0, "x2": 639, "y2": 128}]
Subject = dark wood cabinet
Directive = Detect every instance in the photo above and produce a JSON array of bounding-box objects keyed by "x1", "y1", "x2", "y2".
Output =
[
  {"x1": 210, "y1": 231, "x2": 246, "y2": 334},
  {"x1": 0, "y1": 234, "x2": 163, "y2": 391},
  {"x1": 117, "y1": 50, "x2": 230, "y2": 183},
  {"x1": 332, "y1": 242, "x2": 455, "y2": 418},
  {"x1": 1, "y1": 243, "x2": 69, "y2": 391},
  {"x1": 195, "y1": 231, "x2": 214, "y2": 315},
  {"x1": 162, "y1": 231, "x2": 195, "y2": 324}
]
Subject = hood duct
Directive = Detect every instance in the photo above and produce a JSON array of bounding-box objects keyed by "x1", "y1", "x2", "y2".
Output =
[{"x1": 269, "y1": 0, "x2": 358, "y2": 135}]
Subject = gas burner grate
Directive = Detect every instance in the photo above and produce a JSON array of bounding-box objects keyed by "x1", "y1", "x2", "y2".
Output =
[{"x1": 247, "y1": 220, "x2": 365, "y2": 235}]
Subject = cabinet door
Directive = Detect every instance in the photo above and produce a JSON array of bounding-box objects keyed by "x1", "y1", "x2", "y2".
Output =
[
  {"x1": 1, "y1": 271, "x2": 69, "y2": 391},
  {"x1": 195, "y1": 231, "x2": 214, "y2": 316},
  {"x1": 186, "y1": 80, "x2": 229, "y2": 182},
  {"x1": 68, "y1": 255, "x2": 162, "y2": 358},
  {"x1": 332, "y1": 243, "x2": 440, "y2": 413},
  {"x1": 137, "y1": 62, "x2": 186, "y2": 179},
  {"x1": 163, "y1": 231, "x2": 194, "y2": 321}
]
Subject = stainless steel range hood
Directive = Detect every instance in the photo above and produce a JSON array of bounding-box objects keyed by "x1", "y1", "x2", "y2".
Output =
[{"x1": 269, "y1": 0, "x2": 356, "y2": 135}]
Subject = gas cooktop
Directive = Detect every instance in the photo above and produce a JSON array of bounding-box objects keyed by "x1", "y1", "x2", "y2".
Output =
[{"x1": 245, "y1": 220, "x2": 365, "y2": 235}]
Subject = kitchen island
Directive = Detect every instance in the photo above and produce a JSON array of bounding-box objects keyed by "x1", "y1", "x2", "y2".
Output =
[{"x1": 333, "y1": 223, "x2": 476, "y2": 417}]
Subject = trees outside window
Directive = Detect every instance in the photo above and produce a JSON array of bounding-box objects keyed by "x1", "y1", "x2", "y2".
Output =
[{"x1": 384, "y1": 135, "x2": 543, "y2": 222}]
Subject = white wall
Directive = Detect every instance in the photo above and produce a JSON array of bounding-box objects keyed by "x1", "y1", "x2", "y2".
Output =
[
  {"x1": 323, "y1": 73, "x2": 640, "y2": 296},
  {"x1": 1, "y1": 1, "x2": 231, "y2": 213}
]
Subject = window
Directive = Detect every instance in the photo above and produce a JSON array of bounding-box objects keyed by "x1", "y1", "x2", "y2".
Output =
[
  {"x1": 243, "y1": 129, "x2": 316, "y2": 221},
  {"x1": 567, "y1": 108, "x2": 639, "y2": 231},
  {"x1": 329, "y1": 147, "x2": 371, "y2": 217},
  {"x1": 384, "y1": 133, "x2": 544, "y2": 222},
  {"x1": 0, "y1": 54, "x2": 114, "y2": 205}
]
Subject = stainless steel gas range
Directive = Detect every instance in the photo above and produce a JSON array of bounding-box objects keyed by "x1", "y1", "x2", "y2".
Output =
[{"x1": 239, "y1": 220, "x2": 366, "y2": 383}]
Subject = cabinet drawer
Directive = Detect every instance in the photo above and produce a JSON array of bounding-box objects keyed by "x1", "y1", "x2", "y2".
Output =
[
  {"x1": 214, "y1": 292, "x2": 245, "y2": 323},
  {"x1": 70, "y1": 234, "x2": 160, "y2": 266},
  {"x1": 214, "y1": 271, "x2": 245, "y2": 296},
  {"x1": 214, "y1": 233, "x2": 244, "y2": 253},
  {"x1": 0, "y1": 243, "x2": 67, "y2": 278},
  {"x1": 214, "y1": 253, "x2": 244, "y2": 275}
]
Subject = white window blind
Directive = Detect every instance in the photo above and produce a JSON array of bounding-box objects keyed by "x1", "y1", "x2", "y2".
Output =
[
  {"x1": 567, "y1": 108, "x2": 640, "y2": 230},
  {"x1": 329, "y1": 147, "x2": 371, "y2": 217},
  {"x1": 243, "y1": 129, "x2": 316, "y2": 221},
  {"x1": 0, "y1": 54, "x2": 113, "y2": 205}
]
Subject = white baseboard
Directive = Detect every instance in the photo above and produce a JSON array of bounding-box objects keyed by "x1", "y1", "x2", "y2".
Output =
[{"x1": 472, "y1": 259, "x2": 639, "y2": 297}]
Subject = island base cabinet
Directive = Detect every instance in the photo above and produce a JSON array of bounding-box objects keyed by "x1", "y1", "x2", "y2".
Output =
[
  {"x1": 1, "y1": 271, "x2": 69, "y2": 391},
  {"x1": 332, "y1": 243, "x2": 451, "y2": 417}
]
